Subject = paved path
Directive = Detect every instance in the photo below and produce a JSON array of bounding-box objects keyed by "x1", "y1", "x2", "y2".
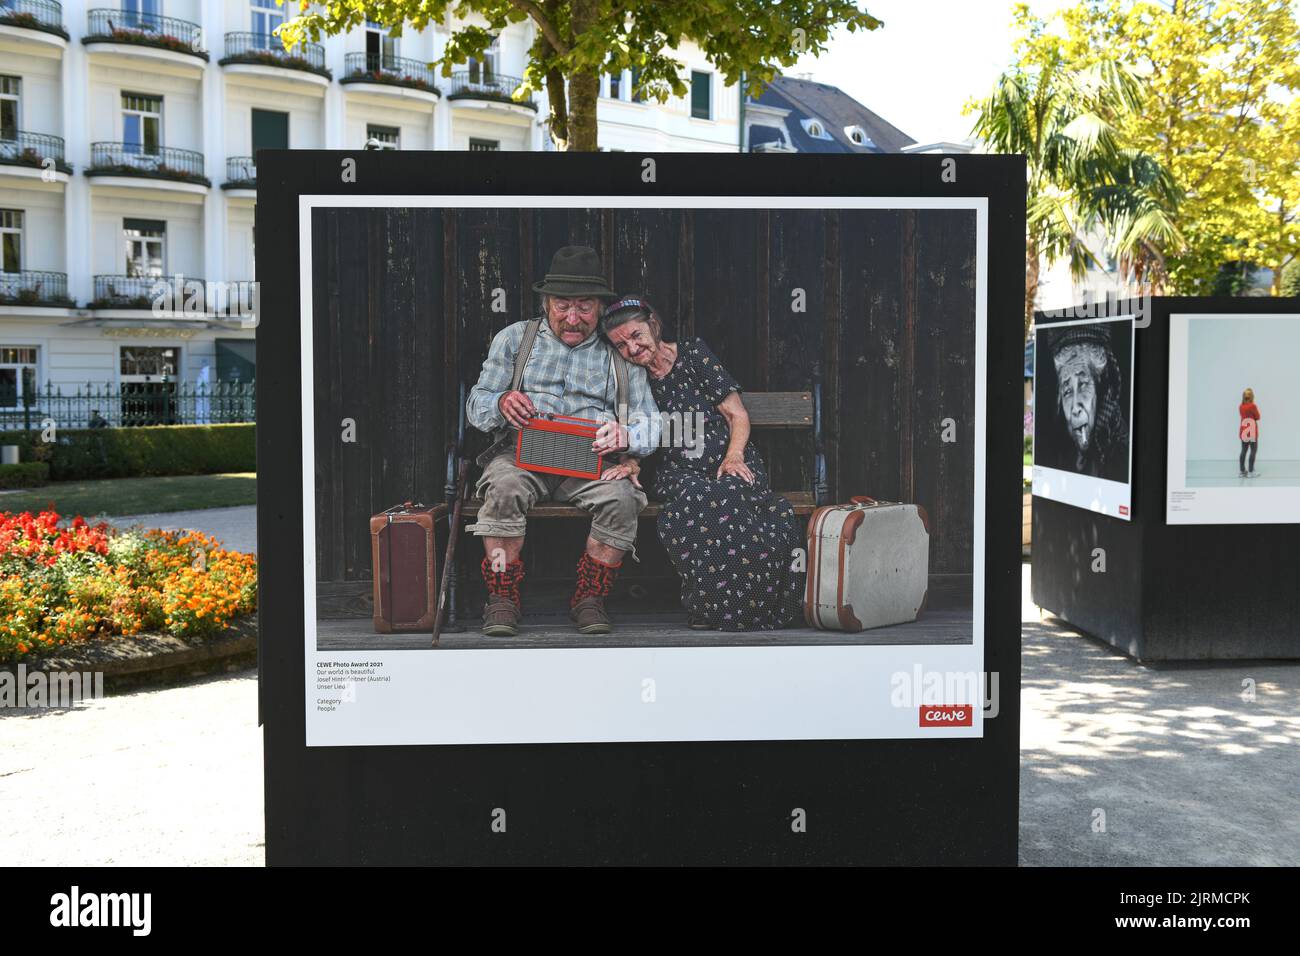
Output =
[
  {"x1": 105, "y1": 505, "x2": 258, "y2": 554},
  {"x1": 0, "y1": 669, "x2": 264, "y2": 866},
  {"x1": 1018, "y1": 563, "x2": 1300, "y2": 866}
]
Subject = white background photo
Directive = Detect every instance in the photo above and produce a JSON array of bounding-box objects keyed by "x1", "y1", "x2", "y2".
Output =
[{"x1": 1168, "y1": 313, "x2": 1300, "y2": 523}]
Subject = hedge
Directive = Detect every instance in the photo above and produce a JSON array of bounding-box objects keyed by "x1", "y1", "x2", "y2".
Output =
[
  {"x1": 0, "y1": 462, "x2": 50, "y2": 489},
  {"x1": 0, "y1": 424, "x2": 255, "y2": 481}
]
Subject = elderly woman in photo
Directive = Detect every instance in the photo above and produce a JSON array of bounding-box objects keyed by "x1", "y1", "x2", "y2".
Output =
[
  {"x1": 1050, "y1": 324, "x2": 1129, "y2": 482},
  {"x1": 600, "y1": 296, "x2": 805, "y2": 631}
]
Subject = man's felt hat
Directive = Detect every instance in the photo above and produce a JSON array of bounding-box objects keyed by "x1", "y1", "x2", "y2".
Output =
[{"x1": 532, "y1": 246, "x2": 619, "y2": 299}]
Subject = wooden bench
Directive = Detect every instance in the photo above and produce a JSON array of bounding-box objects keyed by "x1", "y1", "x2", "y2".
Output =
[{"x1": 435, "y1": 386, "x2": 827, "y2": 622}]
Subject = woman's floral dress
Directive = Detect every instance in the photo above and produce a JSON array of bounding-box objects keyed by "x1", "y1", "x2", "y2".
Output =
[{"x1": 649, "y1": 337, "x2": 806, "y2": 630}]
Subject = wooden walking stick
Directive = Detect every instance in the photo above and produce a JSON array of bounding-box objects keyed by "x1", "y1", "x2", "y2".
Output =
[{"x1": 432, "y1": 455, "x2": 470, "y2": 647}]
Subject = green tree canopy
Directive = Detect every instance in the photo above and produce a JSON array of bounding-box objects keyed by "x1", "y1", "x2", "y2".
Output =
[
  {"x1": 279, "y1": 1, "x2": 882, "y2": 150},
  {"x1": 1012, "y1": 0, "x2": 1300, "y2": 295}
]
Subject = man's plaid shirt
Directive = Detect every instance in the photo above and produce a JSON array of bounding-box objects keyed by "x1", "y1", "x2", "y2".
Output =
[{"x1": 466, "y1": 319, "x2": 662, "y2": 457}]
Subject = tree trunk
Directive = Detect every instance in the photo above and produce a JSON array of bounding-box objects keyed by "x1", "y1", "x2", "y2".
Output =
[
  {"x1": 564, "y1": 0, "x2": 599, "y2": 151},
  {"x1": 545, "y1": 67, "x2": 569, "y2": 149},
  {"x1": 565, "y1": 71, "x2": 599, "y2": 150},
  {"x1": 1025, "y1": 239, "x2": 1040, "y2": 341}
]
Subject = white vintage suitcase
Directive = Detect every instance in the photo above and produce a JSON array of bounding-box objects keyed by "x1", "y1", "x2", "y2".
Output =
[{"x1": 804, "y1": 496, "x2": 930, "y2": 631}]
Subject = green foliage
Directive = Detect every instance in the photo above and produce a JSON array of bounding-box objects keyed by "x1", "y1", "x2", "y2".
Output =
[
  {"x1": 0, "y1": 462, "x2": 49, "y2": 489},
  {"x1": 278, "y1": 1, "x2": 883, "y2": 149},
  {"x1": 1006, "y1": 0, "x2": 1300, "y2": 295},
  {"x1": 969, "y1": 47, "x2": 1181, "y2": 337},
  {"x1": 1282, "y1": 259, "x2": 1300, "y2": 297},
  {"x1": 0, "y1": 424, "x2": 255, "y2": 481}
]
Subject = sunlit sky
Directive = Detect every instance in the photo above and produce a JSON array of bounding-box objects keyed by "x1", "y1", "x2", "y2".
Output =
[{"x1": 791, "y1": 0, "x2": 1073, "y2": 145}]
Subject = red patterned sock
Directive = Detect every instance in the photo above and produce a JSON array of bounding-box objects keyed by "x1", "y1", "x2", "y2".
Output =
[
  {"x1": 482, "y1": 556, "x2": 525, "y2": 608},
  {"x1": 571, "y1": 551, "x2": 622, "y2": 607}
]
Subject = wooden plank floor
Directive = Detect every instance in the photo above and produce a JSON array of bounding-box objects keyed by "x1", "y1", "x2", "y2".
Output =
[{"x1": 316, "y1": 609, "x2": 972, "y2": 650}]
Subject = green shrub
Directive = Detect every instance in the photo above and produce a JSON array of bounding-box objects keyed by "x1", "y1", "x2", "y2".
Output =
[
  {"x1": 0, "y1": 424, "x2": 255, "y2": 480},
  {"x1": 1282, "y1": 260, "x2": 1300, "y2": 298},
  {"x1": 0, "y1": 461, "x2": 49, "y2": 489}
]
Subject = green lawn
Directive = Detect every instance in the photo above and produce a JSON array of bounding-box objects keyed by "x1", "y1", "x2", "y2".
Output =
[{"x1": 0, "y1": 473, "x2": 257, "y2": 517}]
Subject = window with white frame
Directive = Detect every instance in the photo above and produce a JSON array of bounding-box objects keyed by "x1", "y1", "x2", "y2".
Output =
[
  {"x1": 251, "y1": 0, "x2": 286, "y2": 47},
  {"x1": 468, "y1": 36, "x2": 499, "y2": 85},
  {"x1": 122, "y1": 92, "x2": 162, "y2": 156},
  {"x1": 801, "y1": 117, "x2": 832, "y2": 140},
  {"x1": 0, "y1": 347, "x2": 38, "y2": 409},
  {"x1": 366, "y1": 125, "x2": 400, "y2": 150},
  {"x1": 0, "y1": 209, "x2": 21, "y2": 274},
  {"x1": 690, "y1": 70, "x2": 712, "y2": 119},
  {"x1": 630, "y1": 66, "x2": 646, "y2": 103},
  {"x1": 607, "y1": 60, "x2": 622, "y2": 100},
  {"x1": 844, "y1": 125, "x2": 874, "y2": 148},
  {"x1": 0, "y1": 76, "x2": 19, "y2": 141},
  {"x1": 365, "y1": 19, "x2": 399, "y2": 69},
  {"x1": 468, "y1": 138, "x2": 499, "y2": 151},
  {"x1": 124, "y1": 218, "x2": 165, "y2": 277},
  {"x1": 122, "y1": 0, "x2": 161, "y2": 29}
]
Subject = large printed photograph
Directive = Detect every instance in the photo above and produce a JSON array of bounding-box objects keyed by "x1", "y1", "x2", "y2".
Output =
[
  {"x1": 1031, "y1": 314, "x2": 1135, "y2": 520},
  {"x1": 1167, "y1": 313, "x2": 1300, "y2": 524},
  {"x1": 301, "y1": 194, "x2": 988, "y2": 745}
]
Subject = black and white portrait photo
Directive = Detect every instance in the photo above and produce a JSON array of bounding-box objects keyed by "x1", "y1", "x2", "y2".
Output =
[{"x1": 1032, "y1": 315, "x2": 1135, "y2": 519}]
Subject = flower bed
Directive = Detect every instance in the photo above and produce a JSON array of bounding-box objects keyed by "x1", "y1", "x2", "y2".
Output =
[{"x1": 0, "y1": 509, "x2": 257, "y2": 662}]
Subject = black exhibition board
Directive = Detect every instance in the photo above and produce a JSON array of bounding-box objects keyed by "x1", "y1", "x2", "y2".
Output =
[
  {"x1": 1032, "y1": 298, "x2": 1300, "y2": 661},
  {"x1": 255, "y1": 151, "x2": 1025, "y2": 865}
]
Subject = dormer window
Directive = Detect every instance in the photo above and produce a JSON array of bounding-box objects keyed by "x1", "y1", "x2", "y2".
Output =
[
  {"x1": 800, "y1": 118, "x2": 831, "y2": 140},
  {"x1": 845, "y1": 125, "x2": 874, "y2": 148}
]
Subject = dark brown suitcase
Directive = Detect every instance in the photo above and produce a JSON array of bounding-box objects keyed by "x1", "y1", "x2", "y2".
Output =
[{"x1": 370, "y1": 501, "x2": 438, "y2": 633}]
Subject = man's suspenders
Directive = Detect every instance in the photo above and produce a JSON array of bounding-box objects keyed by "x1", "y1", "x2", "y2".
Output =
[{"x1": 476, "y1": 318, "x2": 631, "y2": 466}]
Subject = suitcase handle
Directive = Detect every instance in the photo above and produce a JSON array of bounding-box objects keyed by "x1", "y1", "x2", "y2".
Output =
[{"x1": 849, "y1": 496, "x2": 878, "y2": 506}]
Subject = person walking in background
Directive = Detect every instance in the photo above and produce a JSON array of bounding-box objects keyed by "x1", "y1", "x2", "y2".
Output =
[{"x1": 1239, "y1": 387, "x2": 1261, "y2": 478}]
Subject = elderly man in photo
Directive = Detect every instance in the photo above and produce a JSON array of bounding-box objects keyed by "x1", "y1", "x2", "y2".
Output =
[
  {"x1": 465, "y1": 246, "x2": 660, "y2": 637},
  {"x1": 1051, "y1": 324, "x2": 1129, "y2": 482}
]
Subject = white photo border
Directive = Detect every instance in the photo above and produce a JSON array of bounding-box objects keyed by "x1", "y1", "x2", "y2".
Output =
[
  {"x1": 300, "y1": 195, "x2": 988, "y2": 746},
  {"x1": 1167, "y1": 312, "x2": 1300, "y2": 525},
  {"x1": 1031, "y1": 314, "x2": 1135, "y2": 521}
]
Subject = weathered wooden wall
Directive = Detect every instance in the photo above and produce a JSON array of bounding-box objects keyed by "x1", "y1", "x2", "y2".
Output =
[{"x1": 311, "y1": 206, "x2": 977, "y2": 611}]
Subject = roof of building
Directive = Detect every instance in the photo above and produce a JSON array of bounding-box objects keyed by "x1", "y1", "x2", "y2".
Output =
[{"x1": 749, "y1": 75, "x2": 916, "y2": 154}]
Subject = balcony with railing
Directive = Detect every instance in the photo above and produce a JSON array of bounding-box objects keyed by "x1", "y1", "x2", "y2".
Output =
[
  {"x1": 0, "y1": 271, "x2": 72, "y2": 307},
  {"x1": 0, "y1": 131, "x2": 71, "y2": 174},
  {"x1": 220, "y1": 32, "x2": 331, "y2": 80},
  {"x1": 222, "y1": 156, "x2": 256, "y2": 190},
  {"x1": 445, "y1": 71, "x2": 537, "y2": 111},
  {"x1": 87, "y1": 142, "x2": 209, "y2": 186},
  {"x1": 0, "y1": 0, "x2": 68, "y2": 40},
  {"x1": 90, "y1": 273, "x2": 204, "y2": 310},
  {"x1": 340, "y1": 52, "x2": 439, "y2": 96},
  {"x1": 83, "y1": 8, "x2": 206, "y2": 61}
]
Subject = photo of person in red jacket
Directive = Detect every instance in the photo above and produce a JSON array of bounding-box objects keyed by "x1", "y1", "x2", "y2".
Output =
[{"x1": 1239, "y1": 387, "x2": 1261, "y2": 478}]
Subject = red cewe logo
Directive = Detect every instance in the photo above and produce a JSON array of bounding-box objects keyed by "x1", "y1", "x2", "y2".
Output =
[
  {"x1": 919, "y1": 704, "x2": 973, "y2": 727},
  {"x1": 1119, "y1": 505, "x2": 1130, "y2": 516}
]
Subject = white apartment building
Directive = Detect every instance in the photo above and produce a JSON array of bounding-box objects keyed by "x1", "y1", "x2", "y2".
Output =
[{"x1": 0, "y1": 0, "x2": 742, "y2": 421}]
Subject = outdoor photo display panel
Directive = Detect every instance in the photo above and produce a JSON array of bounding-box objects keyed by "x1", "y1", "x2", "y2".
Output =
[
  {"x1": 1167, "y1": 312, "x2": 1300, "y2": 524},
  {"x1": 300, "y1": 195, "x2": 986, "y2": 746},
  {"x1": 256, "y1": 152, "x2": 1024, "y2": 864},
  {"x1": 1032, "y1": 314, "x2": 1135, "y2": 520}
]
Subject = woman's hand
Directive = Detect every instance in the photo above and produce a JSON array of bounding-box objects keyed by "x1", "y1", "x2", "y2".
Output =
[
  {"x1": 717, "y1": 452, "x2": 754, "y2": 484},
  {"x1": 601, "y1": 457, "x2": 643, "y2": 489}
]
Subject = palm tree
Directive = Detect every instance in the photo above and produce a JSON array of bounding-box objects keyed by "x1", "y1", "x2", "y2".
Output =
[{"x1": 972, "y1": 56, "x2": 1183, "y2": 339}]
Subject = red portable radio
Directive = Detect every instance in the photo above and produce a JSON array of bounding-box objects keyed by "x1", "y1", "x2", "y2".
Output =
[{"x1": 515, "y1": 414, "x2": 606, "y2": 480}]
